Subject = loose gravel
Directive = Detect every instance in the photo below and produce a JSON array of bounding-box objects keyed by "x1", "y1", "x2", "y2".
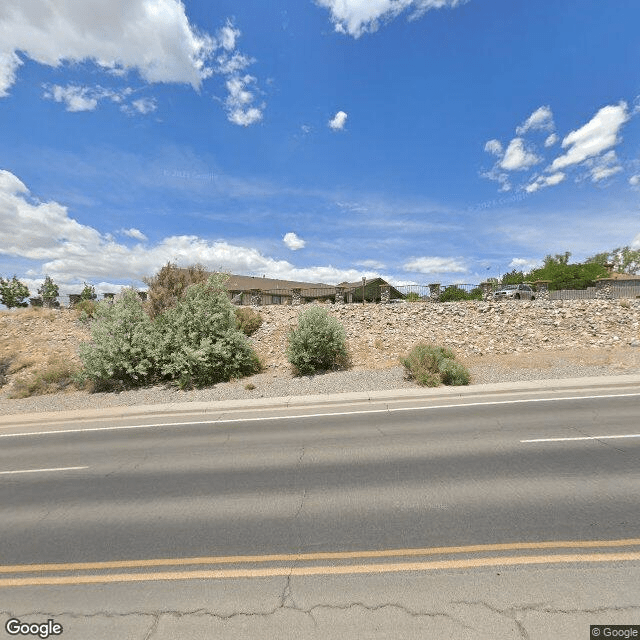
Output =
[{"x1": 1, "y1": 357, "x2": 639, "y2": 416}]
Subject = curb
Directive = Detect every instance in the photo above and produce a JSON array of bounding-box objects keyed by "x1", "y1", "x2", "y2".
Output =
[{"x1": 2, "y1": 374, "x2": 640, "y2": 427}]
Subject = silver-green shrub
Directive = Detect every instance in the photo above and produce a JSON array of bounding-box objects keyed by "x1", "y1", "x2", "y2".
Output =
[
  {"x1": 401, "y1": 342, "x2": 470, "y2": 387},
  {"x1": 153, "y1": 274, "x2": 261, "y2": 389},
  {"x1": 78, "y1": 288, "x2": 158, "y2": 390},
  {"x1": 286, "y1": 307, "x2": 349, "y2": 375}
]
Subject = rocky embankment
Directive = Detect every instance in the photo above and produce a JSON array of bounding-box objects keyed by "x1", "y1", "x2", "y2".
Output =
[{"x1": 1, "y1": 299, "x2": 640, "y2": 406}]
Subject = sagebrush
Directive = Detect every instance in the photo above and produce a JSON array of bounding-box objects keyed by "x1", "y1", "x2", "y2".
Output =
[
  {"x1": 235, "y1": 307, "x2": 263, "y2": 336},
  {"x1": 401, "y1": 343, "x2": 470, "y2": 387},
  {"x1": 286, "y1": 307, "x2": 349, "y2": 375},
  {"x1": 78, "y1": 275, "x2": 261, "y2": 391}
]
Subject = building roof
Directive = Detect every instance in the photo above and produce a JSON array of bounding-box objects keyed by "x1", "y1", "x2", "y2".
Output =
[{"x1": 223, "y1": 274, "x2": 334, "y2": 291}]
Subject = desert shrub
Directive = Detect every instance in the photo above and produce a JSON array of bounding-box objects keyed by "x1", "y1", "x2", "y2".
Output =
[
  {"x1": 438, "y1": 359, "x2": 471, "y2": 386},
  {"x1": 0, "y1": 356, "x2": 10, "y2": 387},
  {"x1": 78, "y1": 288, "x2": 159, "y2": 390},
  {"x1": 143, "y1": 261, "x2": 210, "y2": 319},
  {"x1": 235, "y1": 307, "x2": 263, "y2": 336},
  {"x1": 0, "y1": 275, "x2": 29, "y2": 308},
  {"x1": 405, "y1": 292, "x2": 420, "y2": 302},
  {"x1": 75, "y1": 299, "x2": 97, "y2": 321},
  {"x1": 152, "y1": 274, "x2": 261, "y2": 389},
  {"x1": 401, "y1": 343, "x2": 470, "y2": 387},
  {"x1": 286, "y1": 307, "x2": 349, "y2": 375},
  {"x1": 9, "y1": 355, "x2": 82, "y2": 398}
]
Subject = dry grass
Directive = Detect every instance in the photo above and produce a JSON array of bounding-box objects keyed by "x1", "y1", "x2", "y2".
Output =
[
  {"x1": 0, "y1": 307, "x2": 57, "y2": 321},
  {"x1": 7, "y1": 354, "x2": 84, "y2": 399}
]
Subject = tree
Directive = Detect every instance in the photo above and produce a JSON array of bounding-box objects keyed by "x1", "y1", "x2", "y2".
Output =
[
  {"x1": 80, "y1": 282, "x2": 97, "y2": 301},
  {"x1": 500, "y1": 269, "x2": 525, "y2": 285},
  {"x1": 38, "y1": 275, "x2": 59, "y2": 307},
  {"x1": 142, "y1": 261, "x2": 210, "y2": 319},
  {"x1": 0, "y1": 275, "x2": 30, "y2": 308},
  {"x1": 528, "y1": 253, "x2": 608, "y2": 290},
  {"x1": 586, "y1": 246, "x2": 640, "y2": 275}
]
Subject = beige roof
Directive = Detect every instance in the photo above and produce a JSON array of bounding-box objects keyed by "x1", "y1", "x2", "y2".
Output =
[
  {"x1": 597, "y1": 272, "x2": 640, "y2": 281},
  {"x1": 222, "y1": 274, "x2": 334, "y2": 291}
]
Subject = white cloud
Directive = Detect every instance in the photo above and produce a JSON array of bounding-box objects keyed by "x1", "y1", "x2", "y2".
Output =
[
  {"x1": 585, "y1": 150, "x2": 622, "y2": 182},
  {"x1": 120, "y1": 228, "x2": 147, "y2": 241},
  {"x1": 357, "y1": 259, "x2": 386, "y2": 269},
  {"x1": 508, "y1": 257, "x2": 540, "y2": 271},
  {"x1": 403, "y1": 256, "x2": 468, "y2": 274},
  {"x1": 500, "y1": 138, "x2": 542, "y2": 171},
  {"x1": 283, "y1": 232, "x2": 306, "y2": 250},
  {"x1": 544, "y1": 133, "x2": 559, "y2": 147},
  {"x1": 629, "y1": 174, "x2": 640, "y2": 187},
  {"x1": 484, "y1": 139, "x2": 503, "y2": 156},
  {"x1": 525, "y1": 172, "x2": 565, "y2": 193},
  {"x1": 0, "y1": 168, "x2": 370, "y2": 288},
  {"x1": 0, "y1": 0, "x2": 217, "y2": 97},
  {"x1": 550, "y1": 102, "x2": 630, "y2": 172},
  {"x1": 480, "y1": 167, "x2": 511, "y2": 192},
  {"x1": 516, "y1": 105, "x2": 555, "y2": 135},
  {"x1": 130, "y1": 97, "x2": 157, "y2": 115},
  {"x1": 329, "y1": 110, "x2": 348, "y2": 131},
  {"x1": 43, "y1": 84, "x2": 136, "y2": 112},
  {"x1": 224, "y1": 74, "x2": 263, "y2": 126},
  {"x1": 315, "y1": 0, "x2": 468, "y2": 38}
]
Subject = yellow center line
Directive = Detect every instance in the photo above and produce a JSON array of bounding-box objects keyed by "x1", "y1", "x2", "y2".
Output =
[
  {"x1": 1, "y1": 538, "x2": 639, "y2": 574},
  {"x1": 1, "y1": 551, "x2": 639, "y2": 587}
]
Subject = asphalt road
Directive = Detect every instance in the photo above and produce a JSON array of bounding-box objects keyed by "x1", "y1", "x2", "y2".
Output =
[{"x1": 1, "y1": 387, "x2": 639, "y2": 639}]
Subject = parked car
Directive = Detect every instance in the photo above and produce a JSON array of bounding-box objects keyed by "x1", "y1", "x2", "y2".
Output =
[{"x1": 493, "y1": 284, "x2": 536, "y2": 301}]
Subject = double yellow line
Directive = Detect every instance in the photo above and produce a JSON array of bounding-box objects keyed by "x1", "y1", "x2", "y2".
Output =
[{"x1": 2, "y1": 538, "x2": 639, "y2": 587}]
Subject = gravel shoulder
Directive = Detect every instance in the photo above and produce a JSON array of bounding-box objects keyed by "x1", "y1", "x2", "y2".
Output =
[{"x1": 1, "y1": 347, "x2": 639, "y2": 416}]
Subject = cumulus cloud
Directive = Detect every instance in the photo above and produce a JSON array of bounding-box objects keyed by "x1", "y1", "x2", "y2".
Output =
[
  {"x1": 525, "y1": 172, "x2": 565, "y2": 193},
  {"x1": 403, "y1": 256, "x2": 467, "y2": 274},
  {"x1": 500, "y1": 138, "x2": 542, "y2": 171},
  {"x1": 484, "y1": 139, "x2": 503, "y2": 156},
  {"x1": 630, "y1": 174, "x2": 640, "y2": 187},
  {"x1": 120, "y1": 228, "x2": 147, "y2": 241},
  {"x1": 516, "y1": 105, "x2": 555, "y2": 135},
  {"x1": 357, "y1": 259, "x2": 386, "y2": 269},
  {"x1": 1, "y1": 5, "x2": 264, "y2": 125},
  {"x1": 585, "y1": 150, "x2": 623, "y2": 182},
  {"x1": 315, "y1": 0, "x2": 468, "y2": 38},
  {"x1": 0, "y1": 168, "x2": 367, "y2": 288},
  {"x1": 329, "y1": 110, "x2": 348, "y2": 130},
  {"x1": 508, "y1": 257, "x2": 540, "y2": 271},
  {"x1": 43, "y1": 84, "x2": 136, "y2": 112},
  {"x1": 550, "y1": 102, "x2": 630, "y2": 172},
  {"x1": 0, "y1": 0, "x2": 217, "y2": 97},
  {"x1": 224, "y1": 74, "x2": 263, "y2": 126},
  {"x1": 283, "y1": 232, "x2": 306, "y2": 250},
  {"x1": 544, "y1": 133, "x2": 559, "y2": 147}
]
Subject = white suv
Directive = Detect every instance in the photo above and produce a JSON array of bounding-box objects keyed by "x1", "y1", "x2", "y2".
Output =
[{"x1": 493, "y1": 284, "x2": 536, "y2": 301}]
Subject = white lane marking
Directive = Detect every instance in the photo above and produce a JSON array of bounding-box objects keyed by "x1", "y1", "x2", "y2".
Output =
[
  {"x1": 0, "y1": 392, "x2": 639, "y2": 439},
  {"x1": 522, "y1": 433, "x2": 640, "y2": 443},
  {"x1": 0, "y1": 466, "x2": 88, "y2": 475}
]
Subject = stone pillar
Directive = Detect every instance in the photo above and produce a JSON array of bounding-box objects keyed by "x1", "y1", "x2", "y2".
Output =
[
  {"x1": 595, "y1": 279, "x2": 614, "y2": 300},
  {"x1": 428, "y1": 283, "x2": 441, "y2": 302},
  {"x1": 380, "y1": 285, "x2": 390, "y2": 304},
  {"x1": 334, "y1": 287, "x2": 345, "y2": 305},
  {"x1": 480, "y1": 282, "x2": 493, "y2": 301},
  {"x1": 291, "y1": 288, "x2": 302, "y2": 306},
  {"x1": 534, "y1": 280, "x2": 551, "y2": 301},
  {"x1": 68, "y1": 294, "x2": 82, "y2": 307},
  {"x1": 250, "y1": 289, "x2": 262, "y2": 307}
]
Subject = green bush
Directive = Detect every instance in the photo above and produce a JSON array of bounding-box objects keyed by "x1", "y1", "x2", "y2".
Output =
[
  {"x1": 439, "y1": 286, "x2": 482, "y2": 302},
  {"x1": 235, "y1": 307, "x2": 263, "y2": 336},
  {"x1": 286, "y1": 307, "x2": 349, "y2": 375},
  {"x1": 152, "y1": 274, "x2": 261, "y2": 389},
  {"x1": 0, "y1": 275, "x2": 29, "y2": 308},
  {"x1": 80, "y1": 282, "x2": 97, "y2": 301},
  {"x1": 405, "y1": 292, "x2": 420, "y2": 302},
  {"x1": 401, "y1": 343, "x2": 470, "y2": 387},
  {"x1": 77, "y1": 288, "x2": 159, "y2": 390}
]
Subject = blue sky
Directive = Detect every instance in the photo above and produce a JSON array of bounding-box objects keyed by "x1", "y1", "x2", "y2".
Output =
[{"x1": 1, "y1": 0, "x2": 639, "y2": 297}]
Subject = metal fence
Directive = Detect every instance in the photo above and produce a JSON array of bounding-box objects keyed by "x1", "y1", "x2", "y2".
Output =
[{"x1": 550, "y1": 285, "x2": 640, "y2": 300}]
